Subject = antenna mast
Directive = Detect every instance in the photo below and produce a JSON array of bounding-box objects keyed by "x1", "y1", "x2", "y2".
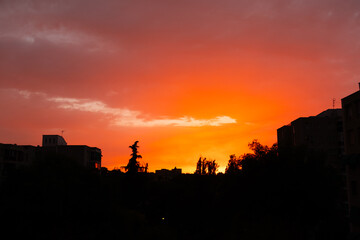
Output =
[{"x1": 332, "y1": 98, "x2": 336, "y2": 109}]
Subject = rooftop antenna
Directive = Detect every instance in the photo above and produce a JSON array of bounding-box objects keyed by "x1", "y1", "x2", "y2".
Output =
[
  {"x1": 332, "y1": 98, "x2": 336, "y2": 109},
  {"x1": 61, "y1": 130, "x2": 65, "y2": 136}
]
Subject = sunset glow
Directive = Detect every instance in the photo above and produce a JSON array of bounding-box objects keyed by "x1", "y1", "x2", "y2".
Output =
[{"x1": 1, "y1": 0, "x2": 360, "y2": 172}]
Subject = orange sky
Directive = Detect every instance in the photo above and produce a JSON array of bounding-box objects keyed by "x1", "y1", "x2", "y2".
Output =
[{"x1": 1, "y1": 0, "x2": 360, "y2": 172}]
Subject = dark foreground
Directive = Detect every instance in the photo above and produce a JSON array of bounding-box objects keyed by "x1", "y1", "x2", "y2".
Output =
[{"x1": 0, "y1": 157, "x2": 351, "y2": 240}]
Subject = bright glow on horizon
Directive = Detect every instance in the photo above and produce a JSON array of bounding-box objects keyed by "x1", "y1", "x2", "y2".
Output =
[{"x1": 1, "y1": 0, "x2": 358, "y2": 172}]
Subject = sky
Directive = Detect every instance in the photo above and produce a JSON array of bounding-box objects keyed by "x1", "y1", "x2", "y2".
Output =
[{"x1": 1, "y1": 0, "x2": 360, "y2": 173}]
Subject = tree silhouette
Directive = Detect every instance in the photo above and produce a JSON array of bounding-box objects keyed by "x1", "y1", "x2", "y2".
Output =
[
  {"x1": 195, "y1": 157, "x2": 219, "y2": 175},
  {"x1": 195, "y1": 157, "x2": 202, "y2": 174},
  {"x1": 247, "y1": 139, "x2": 278, "y2": 161},
  {"x1": 241, "y1": 140, "x2": 278, "y2": 173},
  {"x1": 206, "y1": 160, "x2": 219, "y2": 175},
  {"x1": 125, "y1": 141, "x2": 142, "y2": 174},
  {"x1": 225, "y1": 140, "x2": 278, "y2": 174},
  {"x1": 201, "y1": 158, "x2": 207, "y2": 175},
  {"x1": 225, "y1": 154, "x2": 242, "y2": 174}
]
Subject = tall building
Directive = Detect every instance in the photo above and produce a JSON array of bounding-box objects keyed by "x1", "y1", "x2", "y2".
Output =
[
  {"x1": 342, "y1": 89, "x2": 360, "y2": 154},
  {"x1": 42, "y1": 135, "x2": 67, "y2": 146},
  {"x1": 0, "y1": 135, "x2": 102, "y2": 179},
  {"x1": 0, "y1": 144, "x2": 39, "y2": 177},
  {"x1": 342, "y1": 86, "x2": 360, "y2": 233},
  {"x1": 41, "y1": 135, "x2": 102, "y2": 170},
  {"x1": 277, "y1": 108, "x2": 344, "y2": 167}
]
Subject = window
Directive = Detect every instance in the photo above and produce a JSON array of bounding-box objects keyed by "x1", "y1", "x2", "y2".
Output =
[
  {"x1": 352, "y1": 180, "x2": 358, "y2": 196},
  {"x1": 356, "y1": 101, "x2": 360, "y2": 118},
  {"x1": 94, "y1": 162, "x2": 101, "y2": 170},
  {"x1": 337, "y1": 121, "x2": 343, "y2": 132},
  {"x1": 346, "y1": 105, "x2": 353, "y2": 120},
  {"x1": 348, "y1": 130, "x2": 355, "y2": 146}
]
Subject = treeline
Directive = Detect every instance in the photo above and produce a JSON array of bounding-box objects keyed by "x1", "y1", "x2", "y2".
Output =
[
  {"x1": 0, "y1": 140, "x2": 350, "y2": 240},
  {"x1": 193, "y1": 140, "x2": 278, "y2": 175}
]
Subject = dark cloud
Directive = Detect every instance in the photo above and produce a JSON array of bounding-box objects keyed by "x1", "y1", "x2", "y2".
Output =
[{"x1": 1, "y1": 0, "x2": 360, "y2": 109}]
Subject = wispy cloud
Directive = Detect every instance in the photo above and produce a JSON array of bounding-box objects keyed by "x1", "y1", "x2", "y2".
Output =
[
  {"x1": 115, "y1": 115, "x2": 236, "y2": 127},
  {"x1": 16, "y1": 89, "x2": 46, "y2": 99},
  {"x1": 11, "y1": 89, "x2": 237, "y2": 127},
  {"x1": 49, "y1": 97, "x2": 236, "y2": 127}
]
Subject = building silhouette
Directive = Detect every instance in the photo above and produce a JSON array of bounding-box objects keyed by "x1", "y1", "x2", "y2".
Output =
[
  {"x1": 342, "y1": 86, "x2": 360, "y2": 233},
  {"x1": 0, "y1": 135, "x2": 101, "y2": 179},
  {"x1": 155, "y1": 167, "x2": 182, "y2": 181},
  {"x1": 0, "y1": 144, "x2": 39, "y2": 177},
  {"x1": 42, "y1": 135, "x2": 67, "y2": 146},
  {"x1": 41, "y1": 135, "x2": 102, "y2": 170},
  {"x1": 277, "y1": 108, "x2": 344, "y2": 167},
  {"x1": 277, "y1": 105, "x2": 350, "y2": 234}
]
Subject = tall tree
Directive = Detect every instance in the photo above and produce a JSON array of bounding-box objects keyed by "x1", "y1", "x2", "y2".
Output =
[
  {"x1": 225, "y1": 154, "x2": 242, "y2": 174},
  {"x1": 125, "y1": 141, "x2": 142, "y2": 174},
  {"x1": 195, "y1": 157, "x2": 203, "y2": 175},
  {"x1": 206, "y1": 160, "x2": 219, "y2": 175},
  {"x1": 201, "y1": 158, "x2": 207, "y2": 175},
  {"x1": 225, "y1": 140, "x2": 278, "y2": 174},
  {"x1": 195, "y1": 157, "x2": 219, "y2": 175}
]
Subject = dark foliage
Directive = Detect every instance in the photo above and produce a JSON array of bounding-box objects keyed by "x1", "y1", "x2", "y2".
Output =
[
  {"x1": 194, "y1": 157, "x2": 219, "y2": 175},
  {"x1": 225, "y1": 154, "x2": 242, "y2": 174},
  {"x1": 0, "y1": 141, "x2": 349, "y2": 239},
  {"x1": 225, "y1": 140, "x2": 278, "y2": 174},
  {"x1": 125, "y1": 141, "x2": 148, "y2": 174}
]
